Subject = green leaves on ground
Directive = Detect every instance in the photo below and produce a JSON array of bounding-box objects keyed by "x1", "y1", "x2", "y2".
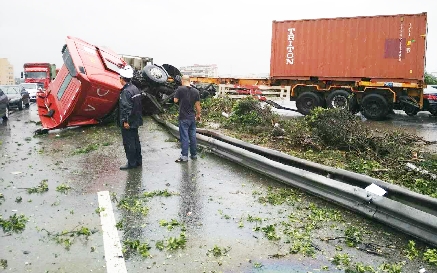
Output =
[
  {"x1": 27, "y1": 180, "x2": 48, "y2": 194},
  {"x1": 0, "y1": 214, "x2": 28, "y2": 233},
  {"x1": 56, "y1": 183, "x2": 72, "y2": 194},
  {"x1": 423, "y1": 248, "x2": 437, "y2": 266},
  {"x1": 159, "y1": 219, "x2": 182, "y2": 231},
  {"x1": 42, "y1": 226, "x2": 96, "y2": 250},
  {"x1": 123, "y1": 239, "x2": 151, "y2": 258},
  {"x1": 143, "y1": 189, "x2": 178, "y2": 198},
  {"x1": 403, "y1": 240, "x2": 419, "y2": 260},
  {"x1": 72, "y1": 143, "x2": 99, "y2": 155},
  {"x1": 117, "y1": 197, "x2": 149, "y2": 216},
  {"x1": 155, "y1": 232, "x2": 187, "y2": 251},
  {"x1": 207, "y1": 245, "x2": 230, "y2": 257}
]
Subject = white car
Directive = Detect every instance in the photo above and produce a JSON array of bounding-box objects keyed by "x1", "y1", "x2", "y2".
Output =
[{"x1": 20, "y1": 83, "x2": 40, "y2": 102}]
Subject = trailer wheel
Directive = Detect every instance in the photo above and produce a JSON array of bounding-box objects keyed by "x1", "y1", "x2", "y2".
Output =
[
  {"x1": 326, "y1": 90, "x2": 350, "y2": 110},
  {"x1": 361, "y1": 94, "x2": 389, "y2": 120},
  {"x1": 296, "y1": 92, "x2": 322, "y2": 115},
  {"x1": 141, "y1": 65, "x2": 168, "y2": 84}
]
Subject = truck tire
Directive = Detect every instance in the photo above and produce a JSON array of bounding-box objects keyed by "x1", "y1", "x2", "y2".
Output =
[
  {"x1": 296, "y1": 92, "x2": 322, "y2": 115},
  {"x1": 326, "y1": 90, "x2": 350, "y2": 110},
  {"x1": 404, "y1": 105, "x2": 419, "y2": 116},
  {"x1": 361, "y1": 93, "x2": 389, "y2": 121},
  {"x1": 141, "y1": 65, "x2": 168, "y2": 84}
]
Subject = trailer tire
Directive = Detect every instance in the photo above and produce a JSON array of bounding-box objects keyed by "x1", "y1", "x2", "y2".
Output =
[
  {"x1": 361, "y1": 93, "x2": 389, "y2": 121},
  {"x1": 141, "y1": 65, "x2": 168, "y2": 84},
  {"x1": 404, "y1": 106, "x2": 419, "y2": 116},
  {"x1": 296, "y1": 92, "x2": 322, "y2": 115},
  {"x1": 326, "y1": 90, "x2": 350, "y2": 110}
]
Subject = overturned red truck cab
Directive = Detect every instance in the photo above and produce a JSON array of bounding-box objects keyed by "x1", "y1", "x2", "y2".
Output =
[{"x1": 37, "y1": 36, "x2": 126, "y2": 130}]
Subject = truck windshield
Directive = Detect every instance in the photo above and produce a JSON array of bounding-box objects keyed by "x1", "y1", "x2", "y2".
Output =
[
  {"x1": 25, "y1": 72, "x2": 47, "y2": 79},
  {"x1": 62, "y1": 48, "x2": 78, "y2": 77}
]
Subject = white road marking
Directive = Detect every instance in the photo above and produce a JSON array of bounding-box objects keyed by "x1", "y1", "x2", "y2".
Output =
[{"x1": 97, "y1": 191, "x2": 127, "y2": 273}]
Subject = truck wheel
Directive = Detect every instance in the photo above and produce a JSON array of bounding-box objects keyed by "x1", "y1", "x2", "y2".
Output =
[
  {"x1": 361, "y1": 94, "x2": 389, "y2": 121},
  {"x1": 404, "y1": 105, "x2": 419, "y2": 116},
  {"x1": 18, "y1": 100, "x2": 23, "y2": 111},
  {"x1": 25, "y1": 103, "x2": 30, "y2": 108},
  {"x1": 296, "y1": 92, "x2": 322, "y2": 115},
  {"x1": 326, "y1": 90, "x2": 350, "y2": 110},
  {"x1": 141, "y1": 65, "x2": 168, "y2": 84}
]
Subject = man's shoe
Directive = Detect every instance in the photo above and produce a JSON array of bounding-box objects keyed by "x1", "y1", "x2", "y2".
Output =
[
  {"x1": 175, "y1": 157, "x2": 188, "y2": 163},
  {"x1": 190, "y1": 155, "x2": 197, "y2": 160},
  {"x1": 120, "y1": 164, "x2": 136, "y2": 170}
]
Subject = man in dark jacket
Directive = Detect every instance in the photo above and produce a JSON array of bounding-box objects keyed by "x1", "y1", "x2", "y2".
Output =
[
  {"x1": 118, "y1": 65, "x2": 143, "y2": 170},
  {"x1": 174, "y1": 75, "x2": 201, "y2": 162}
]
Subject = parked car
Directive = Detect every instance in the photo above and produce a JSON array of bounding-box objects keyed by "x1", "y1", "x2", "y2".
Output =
[
  {"x1": 0, "y1": 88, "x2": 8, "y2": 120},
  {"x1": 0, "y1": 85, "x2": 30, "y2": 110},
  {"x1": 423, "y1": 85, "x2": 437, "y2": 116},
  {"x1": 20, "y1": 82, "x2": 39, "y2": 102}
]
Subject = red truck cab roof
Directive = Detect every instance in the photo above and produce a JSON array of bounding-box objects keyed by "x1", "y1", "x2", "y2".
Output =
[{"x1": 37, "y1": 36, "x2": 126, "y2": 130}]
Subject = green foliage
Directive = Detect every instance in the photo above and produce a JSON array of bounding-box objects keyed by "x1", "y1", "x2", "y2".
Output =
[
  {"x1": 117, "y1": 197, "x2": 149, "y2": 216},
  {"x1": 227, "y1": 97, "x2": 278, "y2": 130},
  {"x1": 72, "y1": 143, "x2": 99, "y2": 155},
  {"x1": 206, "y1": 245, "x2": 230, "y2": 257},
  {"x1": 27, "y1": 180, "x2": 49, "y2": 194},
  {"x1": 332, "y1": 253, "x2": 351, "y2": 267},
  {"x1": 0, "y1": 259, "x2": 7, "y2": 269},
  {"x1": 423, "y1": 248, "x2": 437, "y2": 266},
  {"x1": 344, "y1": 226, "x2": 362, "y2": 247},
  {"x1": 0, "y1": 214, "x2": 28, "y2": 233},
  {"x1": 378, "y1": 261, "x2": 405, "y2": 273},
  {"x1": 95, "y1": 207, "x2": 105, "y2": 214},
  {"x1": 425, "y1": 72, "x2": 437, "y2": 85},
  {"x1": 261, "y1": 224, "x2": 280, "y2": 241},
  {"x1": 159, "y1": 219, "x2": 181, "y2": 231},
  {"x1": 257, "y1": 187, "x2": 299, "y2": 206},
  {"x1": 156, "y1": 232, "x2": 187, "y2": 251},
  {"x1": 404, "y1": 240, "x2": 419, "y2": 260},
  {"x1": 123, "y1": 239, "x2": 151, "y2": 258},
  {"x1": 143, "y1": 189, "x2": 178, "y2": 198},
  {"x1": 56, "y1": 183, "x2": 72, "y2": 194},
  {"x1": 345, "y1": 262, "x2": 376, "y2": 273}
]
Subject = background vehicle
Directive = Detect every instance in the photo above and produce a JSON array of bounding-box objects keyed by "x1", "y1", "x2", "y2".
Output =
[
  {"x1": 423, "y1": 85, "x2": 437, "y2": 116},
  {"x1": 0, "y1": 85, "x2": 30, "y2": 110},
  {"x1": 22, "y1": 63, "x2": 57, "y2": 90},
  {"x1": 0, "y1": 89, "x2": 8, "y2": 120},
  {"x1": 193, "y1": 12, "x2": 428, "y2": 121},
  {"x1": 20, "y1": 82, "x2": 39, "y2": 101}
]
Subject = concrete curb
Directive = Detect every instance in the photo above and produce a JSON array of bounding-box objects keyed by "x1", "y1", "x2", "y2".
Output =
[{"x1": 152, "y1": 115, "x2": 437, "y2": 246}]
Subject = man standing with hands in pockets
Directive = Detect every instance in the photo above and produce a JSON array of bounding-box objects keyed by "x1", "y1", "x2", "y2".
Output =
[{"x1": 174, "y1": 75, "x2": 201, "y2": 162}]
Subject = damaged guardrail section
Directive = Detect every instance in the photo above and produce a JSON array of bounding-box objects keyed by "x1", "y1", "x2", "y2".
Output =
[{"x1": 153, "y1": 115, "x2": 437, "y2": 247}]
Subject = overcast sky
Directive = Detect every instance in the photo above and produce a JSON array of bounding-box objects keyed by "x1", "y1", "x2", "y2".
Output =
[{"x1": 0, "y1": 0, "x2": 435, "y2": 77}]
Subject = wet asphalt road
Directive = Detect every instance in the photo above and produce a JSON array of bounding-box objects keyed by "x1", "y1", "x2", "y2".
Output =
[{"x1": 0, "y1": 104, "x2": 435, "y2": 273}]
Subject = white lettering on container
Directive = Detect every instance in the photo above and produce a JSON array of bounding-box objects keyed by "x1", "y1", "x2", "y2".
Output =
[
  {"x1": 399, "y1": 22, "x2": 404, "y2": 61},
  {"x1": 286, "y1": 28, "x2": 295, "y2": 65}
]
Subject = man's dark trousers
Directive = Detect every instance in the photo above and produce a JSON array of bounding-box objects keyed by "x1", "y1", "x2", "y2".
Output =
[{"x1": 121, "y1": 128, "x2": 142, "y2": 167}]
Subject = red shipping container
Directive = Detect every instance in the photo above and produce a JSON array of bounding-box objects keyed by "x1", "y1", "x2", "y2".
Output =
[{"x1": 270, "y1": 13, "x2": 427, "y2": 83}]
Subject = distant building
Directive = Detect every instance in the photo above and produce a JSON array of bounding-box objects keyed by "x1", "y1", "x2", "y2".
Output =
[
  {"x1": 0, "y1": 58, "x2": 14, "y2": 85},
  {"x1": 180, "y1": 64, "x2": 218, "y2": 78}
]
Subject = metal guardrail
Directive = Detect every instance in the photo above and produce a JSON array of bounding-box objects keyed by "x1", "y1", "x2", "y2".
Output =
[{"x1": 152, "y1": 116, "x2": 437, "y2": 247}]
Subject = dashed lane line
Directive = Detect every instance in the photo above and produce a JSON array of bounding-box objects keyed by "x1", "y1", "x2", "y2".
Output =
[{"x1": 97, "y1": 191, "x2": 127, "y2": 273}]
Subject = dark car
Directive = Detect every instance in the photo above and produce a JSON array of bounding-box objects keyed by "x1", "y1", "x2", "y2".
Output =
[
  {"x1": 423, "y1": 85, "x2": 437, "y2": 116},
  {"x1": 0, "y1": 85, "x2": 30, "y2": 110},
  {"x1": 0, "y1": 89, "x2": 8, "y2": 120}
]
